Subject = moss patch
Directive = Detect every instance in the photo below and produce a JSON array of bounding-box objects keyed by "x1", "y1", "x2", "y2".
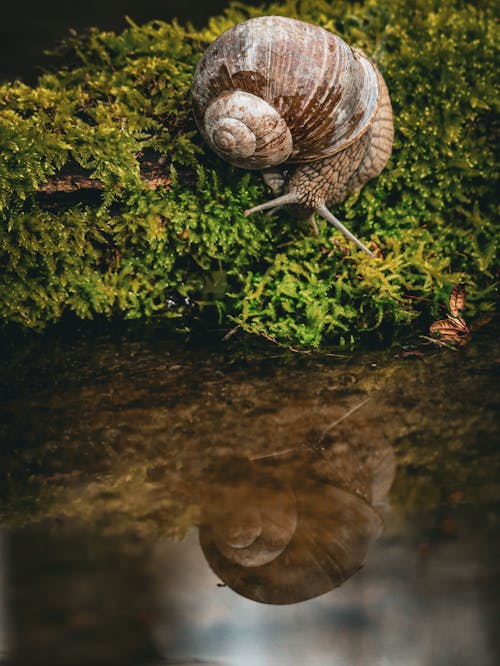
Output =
[{"x1": 0, "y1": 0, "x2": 497, "y2": 347}]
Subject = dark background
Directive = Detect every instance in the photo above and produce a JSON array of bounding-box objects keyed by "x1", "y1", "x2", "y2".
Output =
[{"x1": 1, "y1": 0, "x2": 249, "y2": 82}]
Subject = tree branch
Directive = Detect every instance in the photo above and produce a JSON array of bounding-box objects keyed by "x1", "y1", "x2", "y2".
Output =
[{"x1": 38, "y1": 154, "x2": 171, "y2": 195}]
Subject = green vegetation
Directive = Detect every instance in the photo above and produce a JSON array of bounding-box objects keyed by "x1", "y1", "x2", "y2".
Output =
[{"x1": 0, "y1": 0, "x2": 497, "y2": 348}]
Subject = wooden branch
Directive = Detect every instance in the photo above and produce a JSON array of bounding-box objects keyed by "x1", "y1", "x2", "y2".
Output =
[
  {"x1": 40, "y1": 173, "x2": 104, "y2": 194},
  {"x1": 38, "y1": 156, "x2": 171, "y2": 195}
]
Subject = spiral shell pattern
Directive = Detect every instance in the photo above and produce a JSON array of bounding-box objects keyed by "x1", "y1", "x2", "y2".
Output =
[
  {"x1": 191, "y1": 16, "x2": 380, "y2": 169},
  {"x1": 203, "y1": 90, "x2": 293, "y2": 169}
]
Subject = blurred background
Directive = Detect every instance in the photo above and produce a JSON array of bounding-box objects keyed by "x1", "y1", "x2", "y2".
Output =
[{"x1": 1, "y1": 0, "x2": 250, "y2": 81}]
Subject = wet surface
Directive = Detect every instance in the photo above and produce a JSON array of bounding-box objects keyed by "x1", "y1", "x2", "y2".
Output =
[{"x1": 0, "y1": 322, "x2": 499, "y2": 665}]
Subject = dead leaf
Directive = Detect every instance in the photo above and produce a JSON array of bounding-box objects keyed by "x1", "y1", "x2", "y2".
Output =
[
  {"x1": 447, "y1": 314, "x2": 469, "y2": 333},
  {"x1": 449, "y1": 283, "x2": 466, "y2": 317},
  {"x1": 429, "y1": 317, "x2": 469, "y2": 339},
  {"x1": 429, "y1": 320, "x2": 456, "y2": 338},
  {"x1": 429, "y1": 284, "x2": 470, "y2": 346}
]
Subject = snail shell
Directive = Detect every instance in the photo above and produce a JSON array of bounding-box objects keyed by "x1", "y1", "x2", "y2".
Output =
[
  {"x1": 192, "y1": 16, "x2": 379, "y2": 170},
  {"x1": 191, "y1": 16, "x2": 394, "y2": 258},
  {"x1": 199, "y1": 459, "x2": 383, "y2": 604},
  {"x1": 202, "y1": 467, "x2": 298, "y2": 568}
]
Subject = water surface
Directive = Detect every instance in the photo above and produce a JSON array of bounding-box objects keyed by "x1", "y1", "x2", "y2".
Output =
[{"x1": 0, "y1": 323, "x2": 498, "y2": 665}]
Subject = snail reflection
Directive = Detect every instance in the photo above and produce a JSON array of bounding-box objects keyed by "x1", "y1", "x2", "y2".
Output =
[{"x1": 199, "y1": 441, "x2": 395, "y2": 605}]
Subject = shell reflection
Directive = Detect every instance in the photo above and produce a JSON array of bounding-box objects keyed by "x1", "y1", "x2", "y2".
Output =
[{"x1": 200, "y1": 448, "x2": 394, "y2": 604}]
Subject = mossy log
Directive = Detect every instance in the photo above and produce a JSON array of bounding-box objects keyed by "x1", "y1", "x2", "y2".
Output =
[
  {"x1": 0, "y1": 0, "x2": 497, "y2": 348},
  {"x1": 38, "y1": 153, "x2": 170, "y2": 194}
]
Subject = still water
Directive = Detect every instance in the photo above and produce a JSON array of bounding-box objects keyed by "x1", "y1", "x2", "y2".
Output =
[{"x1": 0, "y1": 322, "x2": 499, "y2": 665}]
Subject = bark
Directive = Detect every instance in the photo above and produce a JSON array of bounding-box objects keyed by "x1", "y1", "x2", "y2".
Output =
[{"x1": 38, "y1": 155, "x2": 171, "y2": 195}]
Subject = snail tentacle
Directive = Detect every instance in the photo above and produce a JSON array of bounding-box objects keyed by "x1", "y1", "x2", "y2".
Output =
[
  {"x1": 244, "y1": 192, "x2": 300, "y2": 216},
  {"x1": 245, "y1": 196, "x2": 374, "y2": 257},
  {"x1": 316, "y1": 204, "x2": 374, "y2": 257}
]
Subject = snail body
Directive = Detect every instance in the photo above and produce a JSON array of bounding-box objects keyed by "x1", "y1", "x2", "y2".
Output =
[{"x1": 191, "y1": 16, "x2": 394, "y2": 257}]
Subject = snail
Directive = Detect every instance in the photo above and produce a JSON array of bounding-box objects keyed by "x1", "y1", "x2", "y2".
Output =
[
  {"x1": 191, "y1": 16, "x2": 394, "y2": 258},
  {"x1": 204, "y1": 464, "x2": 298, "y2": 569},
  {"x1": 199, "y1": 455, "x2": 384, "y2": 604}
]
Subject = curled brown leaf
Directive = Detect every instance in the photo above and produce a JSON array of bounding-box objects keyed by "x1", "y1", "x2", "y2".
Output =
[
  {"x1": 449, "y1": 283, "x2": 466, "y2": 318},
  {"x1": 430, "y1": 316, "x2": 470, "y2": 340},
  {"x1": 429, "y1": 283, "x2": 470, "y2": 347}
]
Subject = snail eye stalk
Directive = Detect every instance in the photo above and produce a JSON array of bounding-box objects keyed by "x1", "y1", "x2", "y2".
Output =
[
  {"x1": 244, "y1": 198, "x2": 375, "y2": 258},
  {"x1": 316, "y1": 204, "x2": 375, "y2": 257},
  {"x1": 243, "y1": 192, "x2": 300, "y2": 217}
]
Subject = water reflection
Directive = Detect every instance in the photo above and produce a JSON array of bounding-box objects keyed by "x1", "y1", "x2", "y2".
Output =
[
  {"x1": 0, "y1": 411, "x2": 397, "y2": 663},
  {"x1": 199, "y1": 447, "x2": 394, "y2": 604},
  {"x1": 0, "y1": 324, "x2": 498, "y2": 664}
]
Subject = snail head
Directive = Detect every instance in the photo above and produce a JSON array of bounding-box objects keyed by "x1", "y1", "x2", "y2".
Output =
[{"x1": 244, "y1": 193, "x2": 375, "y2": 258}]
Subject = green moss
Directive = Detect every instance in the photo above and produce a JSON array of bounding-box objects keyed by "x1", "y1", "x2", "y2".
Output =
[{"x1": 0, "y1": 0, "x2": 498, "y2": 347}]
